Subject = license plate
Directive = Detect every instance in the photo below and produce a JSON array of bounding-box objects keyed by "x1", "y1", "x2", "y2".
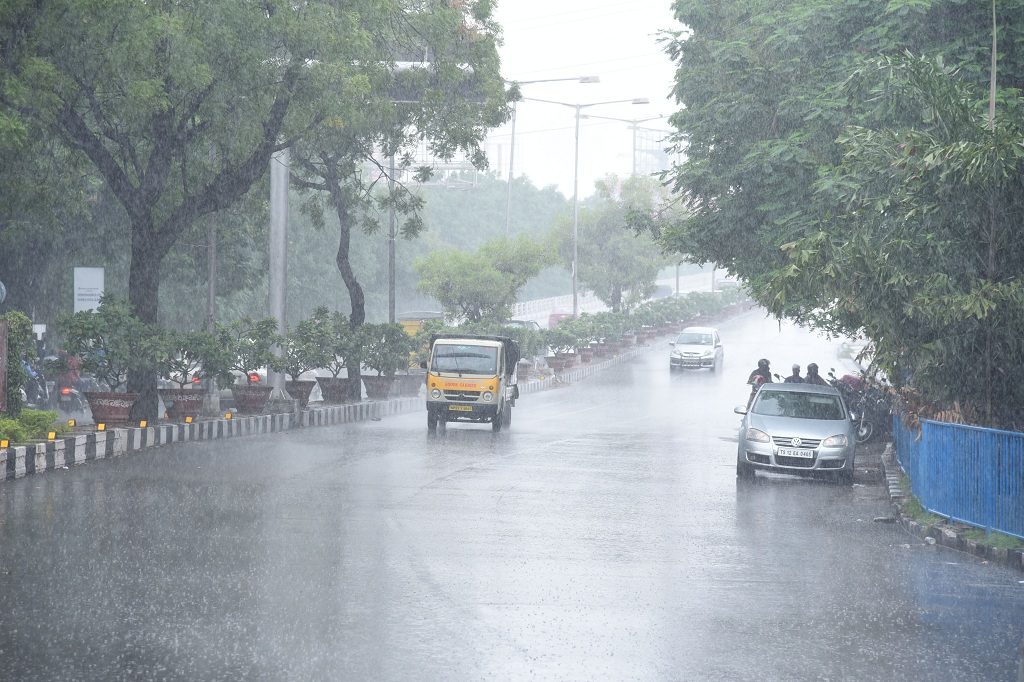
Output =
[
  {"x1": 777, "y1": 447, "x2": 815, "y2": 458},
  {"x1": 448, "y1": 405, "x2": 473, "y2": 412}
]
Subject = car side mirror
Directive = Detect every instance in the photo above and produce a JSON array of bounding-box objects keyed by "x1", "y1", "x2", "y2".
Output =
[{"x1": 734, "y1": 406, "x2": 747, "y2": 415}]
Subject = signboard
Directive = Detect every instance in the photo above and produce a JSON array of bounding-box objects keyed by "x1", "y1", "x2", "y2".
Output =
[
  {"x1": 74, "y1": 267, "x2": 104, "y2": 313},
  {"x1": 0, "y1": 320, "x2": 7, "y2": 414}
]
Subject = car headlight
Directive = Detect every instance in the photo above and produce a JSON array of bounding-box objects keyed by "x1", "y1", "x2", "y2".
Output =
[
  {"x1": 482, "y1": 391, "x2": 494, "y2": 402},
  {"x1": 702, "y1": 350, "x2": 714, "y2": 357},
  {"x1": 430, "y1": 388, "x2": 442, "y2": 399},
  {"x1": 822, "y1": 434, "x2": 848, "y2": 447},
  {"x1": 745, "y1": 428, "x2": 770, "y2": 443}
]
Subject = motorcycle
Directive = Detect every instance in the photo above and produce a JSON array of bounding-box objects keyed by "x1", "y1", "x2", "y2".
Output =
[
  {"x1": 828, "y1": 369, "x2": 891, "y2": 443},
  {"x1": 20, "y1": 357, "x2": 51, "y2": 410}
]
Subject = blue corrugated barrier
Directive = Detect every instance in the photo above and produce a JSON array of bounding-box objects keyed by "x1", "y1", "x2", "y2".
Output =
[{"x1": 894, "y1": 415, "x2": 1024, "y2": 540}]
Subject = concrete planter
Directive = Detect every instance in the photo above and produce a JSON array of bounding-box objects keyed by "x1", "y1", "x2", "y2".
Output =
[
  {"x1": 158, "y1": 388, "x2": 205, "y2": 421},
  {"x1": 285, "y1": 380, "x2": 317, "y2": 408},
  {"x1": 84, "y1": 391, "x2": 139, "y2": 425},
  {"x1": 362, "y1": 375, "x2": 395, "y2": 400},
  {"x1": 316, "y1": 377, "x2": 360, "y2": 404},
  {"x1": 230, "y1": 385, "x2": 272, "y2": 414}
]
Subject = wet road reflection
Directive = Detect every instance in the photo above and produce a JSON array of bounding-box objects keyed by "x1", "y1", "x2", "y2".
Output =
[{"x1": 1, "y1": 311, "x2": 1021, "y2": 680}]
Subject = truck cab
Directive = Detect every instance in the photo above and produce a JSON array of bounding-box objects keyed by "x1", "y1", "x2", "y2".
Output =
[{"x1": 424, "y1": 334, "x2": 520, "y2": 433}]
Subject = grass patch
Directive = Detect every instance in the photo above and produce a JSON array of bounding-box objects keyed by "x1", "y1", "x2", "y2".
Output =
[
  {"x1": 900, "y1": 477, "x2": 1024, "y2": 550},
  {"x1": 902, "y1": 494, "x2": 945, "y2": 527},
  {"x1": 959, "y1": 527, "x2": 1024, "y2": 550}
]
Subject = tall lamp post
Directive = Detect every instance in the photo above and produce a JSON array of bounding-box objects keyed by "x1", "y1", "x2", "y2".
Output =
[
  {"x1": 504, "y1": 76, "x2": 599, "y2": 235},
  {"x1": 522, "y1": 96, "x2": 649, "y2": 317},
  {"x1": 578, "y1": 113, "x2": 666, "y2": 176}
]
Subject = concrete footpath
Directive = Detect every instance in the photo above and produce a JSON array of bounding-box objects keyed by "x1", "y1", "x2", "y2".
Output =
[{"x1": 0, "y1": 340, "x2": 653, "y2": 484}]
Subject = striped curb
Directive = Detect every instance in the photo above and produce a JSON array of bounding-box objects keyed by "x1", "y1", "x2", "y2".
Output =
[{"x1": 0, "y1": 334, "x2": 667, "y2": 485}]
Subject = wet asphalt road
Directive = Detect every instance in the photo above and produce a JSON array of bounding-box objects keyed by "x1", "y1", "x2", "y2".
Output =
[{"x1": 1, "y1": 311, "x2": 1022, "y2": 680}]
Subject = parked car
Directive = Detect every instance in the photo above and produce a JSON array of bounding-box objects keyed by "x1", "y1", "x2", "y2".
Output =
[
  {"x1": 735, "y1": 383, "x2": 857, "y2": 484},
  {"x1": 669, "y1": 326, "x2": 723, "y2": 372}
]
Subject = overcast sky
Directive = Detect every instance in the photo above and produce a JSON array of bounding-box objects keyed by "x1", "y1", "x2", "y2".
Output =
[{"x1": 489, "y1": 0, "x2": 682, "y2": 198}]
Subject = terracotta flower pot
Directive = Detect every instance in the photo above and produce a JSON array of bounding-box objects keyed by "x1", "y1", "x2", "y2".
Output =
[
  {"x1": 546, "y1": 356, "x2": 566, "y2": 372},
  {"x1": 158, "y1": 388, "x2": 205, "y2": 421},
  {"x1": 84, "y1": 391, "x2": 140, "y2": 425},
  {"x1": 362, "y1": 375, "x2": 395, "y2": 400},
  {"x1": 285, "y1": 380, "x2": 318, "y2": 408},
  {"x1": 316, "y1": 376, "x2": 360, "y2": 403},
  {"x1": 230, "y1": 385, "x2": 272, "y2": 414}
]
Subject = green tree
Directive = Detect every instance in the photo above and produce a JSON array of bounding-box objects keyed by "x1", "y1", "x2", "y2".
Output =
[
  {"x1": 556, "y1": 175, "x2": 670, "y2": 312},
  {"x1": 661, "y1": 0, "x2": 1024, "y2": 424},
  {"x1": 1, "y1": 0, "x2": 417, "y2": 418},
  {"x1": 415, "y1": 235, "x2": 552, "y2": 322}
]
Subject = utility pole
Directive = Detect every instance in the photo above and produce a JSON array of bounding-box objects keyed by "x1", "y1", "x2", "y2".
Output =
[
  {"x1": 267, "y1": 147, "x2": 289, "y2": 398},
  {"x1": 388, "y1": 154, "x2": 397, "y2": 324}
]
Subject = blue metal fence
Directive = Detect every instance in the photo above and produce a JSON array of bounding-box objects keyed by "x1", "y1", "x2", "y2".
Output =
[{"x1": 893, "y1": 416, "x2": 1024, "y2": 540}]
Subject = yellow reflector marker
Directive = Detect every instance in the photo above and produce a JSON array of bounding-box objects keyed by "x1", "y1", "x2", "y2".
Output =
[
  {"x1": 47, "y1": 431, "x2": 56, "y2": 441},
  {"x1": 67, "y1": 419, "x2": 76, "y2": 428},
  {"x1": 225, "y1": 412, "x2": 233, "y2": 420},
  {"x1": 0, "y1": 439, "x2": 8, "y2": 448},
  {"x1": 96, "y1": 423, "x2": 106, "y2": 431},
  {"x1": 184, "y1": 416, "x2": 193, "y2": 424},
  {"x1": 139, "y1": 420, "x2": 148, "y2": 428}
]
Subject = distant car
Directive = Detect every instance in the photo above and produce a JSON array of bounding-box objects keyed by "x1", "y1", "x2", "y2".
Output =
[
  {"x1": 504, "y1": 319, "x2": 542, "y2": 332},
  {"x1": 735, "y1": 383, "x2": 857, "y2": 484},
  {"x1": 548, "y1": 312, "x2": 572, "y2": 329},
  {"x1": 669, "y1": 326, "x2": 723, "y2": 372}
]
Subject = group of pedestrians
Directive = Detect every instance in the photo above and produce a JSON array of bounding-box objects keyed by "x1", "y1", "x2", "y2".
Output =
[{"x1": 746, "y1": 359, "x2": 828, "y2": 387}]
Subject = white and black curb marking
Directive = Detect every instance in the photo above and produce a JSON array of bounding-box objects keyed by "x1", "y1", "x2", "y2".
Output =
[{"x1": 0, "y1": 339, "x2": 653, "y2": 485}]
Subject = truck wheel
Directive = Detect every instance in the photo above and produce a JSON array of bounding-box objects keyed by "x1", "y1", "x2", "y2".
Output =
[
  {"x1": 503, "y1": 403, "x2": 512, "y2": 429},
  {"x1": 492, "y1": 405, "x2": 503, "y2": 432}
]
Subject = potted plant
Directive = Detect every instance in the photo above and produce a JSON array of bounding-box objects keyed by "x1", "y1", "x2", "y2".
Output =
[
  {"x1": 361, "y1": 322, "x2": 416, "y2": 400},
  {"x1": 157, "y1": 329, "x2": 216, "y2": 421},
  {"x1": 60, "y1": 298, "x2": 162, "y2": 424},
  {"x1": 268, "y1": 316, "x2": 323, "y2": 408},
  {"x1": 305, "y1": 307, "x2": 362, "y2": 404},
  {"x1": 214, "y1": 317, "x2": 278, "y2": 413}
]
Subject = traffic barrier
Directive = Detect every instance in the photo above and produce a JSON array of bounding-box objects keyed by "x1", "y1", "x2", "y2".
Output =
[{"x1": 894, "y1": 416, "x2": 1024, "y2": 540}]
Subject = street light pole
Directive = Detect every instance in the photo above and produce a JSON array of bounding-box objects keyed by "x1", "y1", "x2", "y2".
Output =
[
  {"x1": 572, "y1": 104, "x2": 581, "y2": 317},
  {"x1": 504, "y1": 76, "x2": 599, "y2": 235},
  {"x1": 577, "y1": 113, "x2": 665, "y2": 177},
  {"x1": 523, "y1": 96, "x2": 650, "y2": 316}
]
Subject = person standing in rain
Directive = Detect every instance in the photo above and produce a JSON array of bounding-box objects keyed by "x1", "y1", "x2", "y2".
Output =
[
  {"x1": 804, "y1": 362, "x2": 828, "y2": 386},
  {"x1": 783, "y1": 364, "x2": 804, "y2": 383}
]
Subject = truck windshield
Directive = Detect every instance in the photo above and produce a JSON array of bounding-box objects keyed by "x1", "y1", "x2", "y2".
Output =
[{"x1": 431, "y1": 344, "x2": 499, "y2": 375}]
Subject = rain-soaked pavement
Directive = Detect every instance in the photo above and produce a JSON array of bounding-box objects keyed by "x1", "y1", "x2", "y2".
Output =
[{"x1": 1, "y1": 311, "x2": 1022, "y2": 680}]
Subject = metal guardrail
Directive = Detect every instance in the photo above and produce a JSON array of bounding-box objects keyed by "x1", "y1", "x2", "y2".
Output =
[{"x1": 893, "y1": 416, "x2": 1024, "y2": 540}]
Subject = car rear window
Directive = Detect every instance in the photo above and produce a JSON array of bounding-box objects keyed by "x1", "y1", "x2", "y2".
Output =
[{"x1": 753, "y1": 391, "x2": 846, "y2": 420}]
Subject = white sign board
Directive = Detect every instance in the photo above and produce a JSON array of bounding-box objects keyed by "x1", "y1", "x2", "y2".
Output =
[{"x1": 73, "y1": 267, "x2": 105, "y2": 313}]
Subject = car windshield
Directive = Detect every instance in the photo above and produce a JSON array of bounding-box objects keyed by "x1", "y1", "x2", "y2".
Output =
[
  {"x1": 676, "y1": 332, "x2": 713, "y2": 345},
  {"x1": 431, "y1": 344, "x2": 499, "y2": 375},
  {"x1": 753, "y1": 391, "x2": 846, "y2": 420}
]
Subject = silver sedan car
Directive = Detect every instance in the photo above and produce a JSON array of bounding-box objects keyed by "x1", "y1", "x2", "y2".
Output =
[{"x1": 735, "y1": 383, "x2": 857, "y2": 484}]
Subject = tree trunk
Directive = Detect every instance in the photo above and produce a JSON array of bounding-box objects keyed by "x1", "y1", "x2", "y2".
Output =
[
  {"x1": 331, "y1": 186, "x2": 365, "y2": 400},
  {"x1": 127, "y1": 227, "x2": 162, "y2": 421},
  {"x1": 611, "y1": 285, "x2": 623, "y2": 313}
]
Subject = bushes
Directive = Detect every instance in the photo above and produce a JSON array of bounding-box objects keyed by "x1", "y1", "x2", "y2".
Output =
[{"x1": 0, "y1": 409, "x2": 67, "y2": 444}]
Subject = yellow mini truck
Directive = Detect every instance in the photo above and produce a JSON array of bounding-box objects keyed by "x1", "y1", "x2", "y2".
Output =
[{"x1": 424, "y1": 334, "x2": 520, "y2": 433}]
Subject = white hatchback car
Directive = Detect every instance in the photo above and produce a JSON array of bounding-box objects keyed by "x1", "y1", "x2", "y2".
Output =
[{"x1": 669, "y1": 326, "x2": 724, "y2": 372}]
